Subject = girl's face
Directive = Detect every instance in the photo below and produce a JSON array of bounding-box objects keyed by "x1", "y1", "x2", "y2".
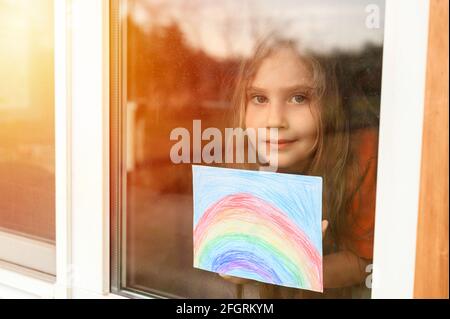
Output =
[{"x1": 245, "y1": 47, "x2": 320, "y2": 172}]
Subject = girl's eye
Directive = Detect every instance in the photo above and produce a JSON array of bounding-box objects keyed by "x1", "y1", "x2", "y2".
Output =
[
  {"x1": 251, "y1": 95, "x2": 269, "y2": 105},
  {"x1": 290, "y1": 94, "x2": 307, "y2": 104}
]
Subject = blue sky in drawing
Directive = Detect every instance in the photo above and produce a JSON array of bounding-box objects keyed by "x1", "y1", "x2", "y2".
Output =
[{"x1": 192, "y1": 165, "x2": 323, "y2": 251}]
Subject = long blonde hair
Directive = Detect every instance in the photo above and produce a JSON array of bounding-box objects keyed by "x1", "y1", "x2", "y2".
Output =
[{"x1": 229, "y1": 36, "x2": 360, "y2": 250}]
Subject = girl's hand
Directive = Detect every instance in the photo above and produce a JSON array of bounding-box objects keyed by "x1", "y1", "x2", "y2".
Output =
[
  {"x1": 322, "y1": 220, "x2": 328, "y2": 239},
  {"x1": 220, "y1": 220, "x2": 329, "y2": 285}
]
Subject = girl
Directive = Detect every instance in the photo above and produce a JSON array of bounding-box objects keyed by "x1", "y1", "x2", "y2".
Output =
[{"x1": 222, "y1": 36, "x2": 379, "y2": 298}]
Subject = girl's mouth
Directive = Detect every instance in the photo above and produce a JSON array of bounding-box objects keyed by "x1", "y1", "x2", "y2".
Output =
[{"x1": 265, "y1": 139, "x2": 298, "y2": 150}]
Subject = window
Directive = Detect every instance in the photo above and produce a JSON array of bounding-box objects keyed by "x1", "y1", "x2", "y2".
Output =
[
  {"x1": 111, "y1": 0, "x2": 385, "y2": 298},
  {"x1": 0, "y1": 0, "x2": 55, "y2": 276},
  {"x1": 0, "y1": 0, "x2": 435, "y2": 300}
]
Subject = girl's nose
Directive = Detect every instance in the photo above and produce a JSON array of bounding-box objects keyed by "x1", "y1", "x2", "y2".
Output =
[{"x1": 266, "y1": 101, "x2": 288, "y2": 129}]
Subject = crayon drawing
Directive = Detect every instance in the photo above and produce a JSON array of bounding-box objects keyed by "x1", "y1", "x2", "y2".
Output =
[{"x1": 192, "y1": 165, "x2": 323, "y2": 292}]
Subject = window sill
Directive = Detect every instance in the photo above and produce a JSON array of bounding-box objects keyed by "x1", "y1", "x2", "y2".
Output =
[
  {"x1": 0, "y1": 260, "x2": 55, "y2": 298},
  {"x1": 0, "y1": 261, "x2": 128, "y2": 299}
]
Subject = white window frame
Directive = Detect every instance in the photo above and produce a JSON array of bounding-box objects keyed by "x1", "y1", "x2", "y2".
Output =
[
  {"x1": 0, "y1": 0, "x2": 430, "y2": 299},
  {"x1": 371, "y1": 0, "x2": 430, "y2": 299}
]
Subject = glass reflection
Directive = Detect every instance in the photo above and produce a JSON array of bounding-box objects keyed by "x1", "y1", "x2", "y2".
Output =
[
  {"x1": 0, "y1": 0, "x2": 55, "y2": 243},
  {"x1": 121, "y1": 0, "x2": 384, "y2": 298}
]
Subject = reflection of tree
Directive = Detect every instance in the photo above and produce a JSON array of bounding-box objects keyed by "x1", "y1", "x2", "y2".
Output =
[
  {"x1": 324, "y1": 43, "x2": 384, "y2": 129},
  {"x1": 127, "y1": 19, "x2": 239, "y2": 182},
  {"x1": 128, "y1": 19, "x2": 240, "y2": 112},
  {"x1": 128, "y1": 18, "x2": 382, "y2": 122}
]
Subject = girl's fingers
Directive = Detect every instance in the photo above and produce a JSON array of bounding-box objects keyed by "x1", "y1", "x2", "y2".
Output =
[{"x1": 322, "y1": 220, "x2": 329, "y2": 238}]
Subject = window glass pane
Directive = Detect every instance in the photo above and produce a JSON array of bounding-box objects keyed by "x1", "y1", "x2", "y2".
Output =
[
  {"x1": 112, "y1": 0, "x2": 384, "y2": 298},
  {"x1": 0, "y1": 0, "x2": 55, "y2": 273}
]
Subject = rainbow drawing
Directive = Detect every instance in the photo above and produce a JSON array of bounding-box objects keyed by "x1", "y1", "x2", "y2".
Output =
[{"x1": 192, "y1": 165, "x2": 323, "y2": 292}]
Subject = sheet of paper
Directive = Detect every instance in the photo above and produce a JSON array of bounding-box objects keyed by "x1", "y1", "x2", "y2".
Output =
[{"x1": 192, "y1": 165, "x2": 323, "y2": 292}]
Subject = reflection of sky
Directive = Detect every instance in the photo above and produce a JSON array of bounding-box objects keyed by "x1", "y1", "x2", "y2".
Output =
[{"x1": 130, "y1": 0, "x2": 385, "y2": 58}]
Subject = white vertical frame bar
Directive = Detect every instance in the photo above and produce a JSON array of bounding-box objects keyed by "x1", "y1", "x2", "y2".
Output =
[
  {"x1": 69, "y1": 0, "x2": 110, "y2": 298},
  {"x1": 372, "y1": 0, "x2": 430, "y2": 298},
  {"x1": 54, "y1": 0, "x2": 72, "y2": 299}
]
